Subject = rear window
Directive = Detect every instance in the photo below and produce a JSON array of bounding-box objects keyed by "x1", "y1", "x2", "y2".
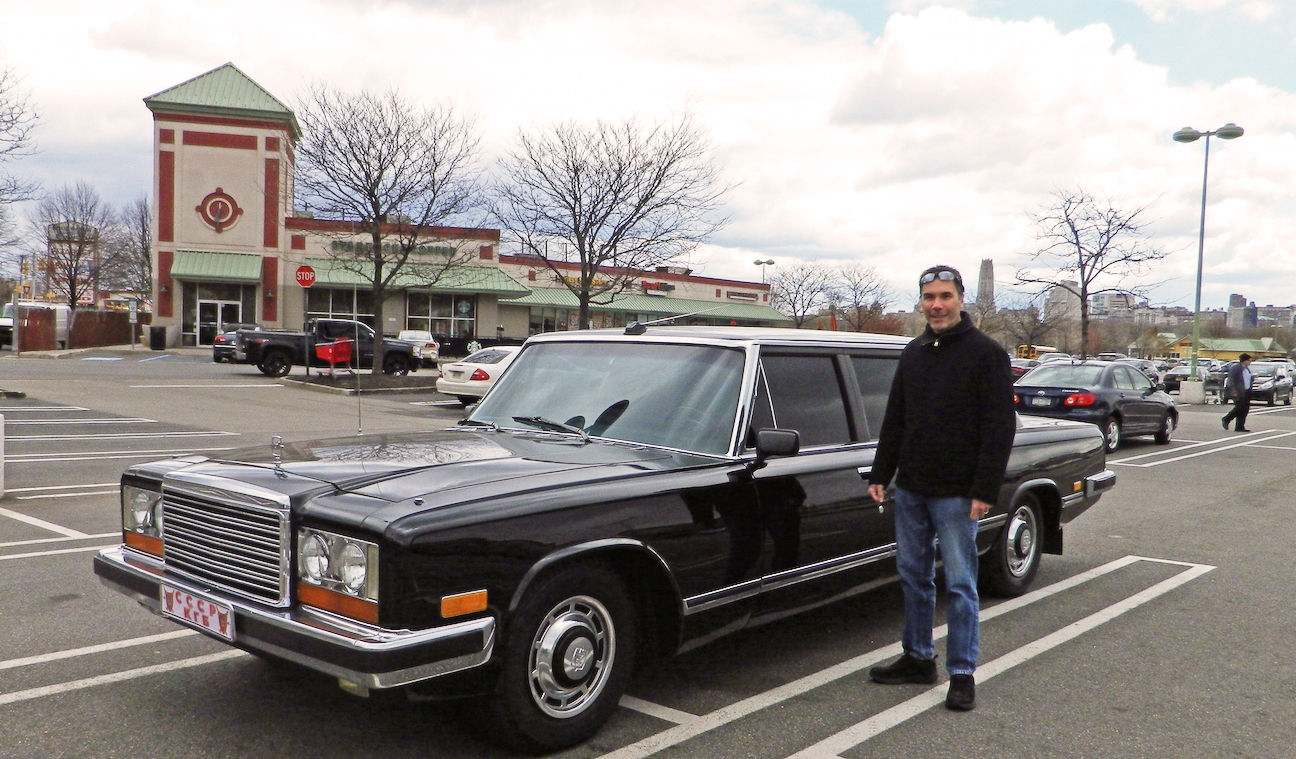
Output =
[
  {"x1": 1018, "y1": 365, "x2": 1105, "y2": 387},
  {"x1": 464, "y1": 349, "x2": 513, "y2": 365}
]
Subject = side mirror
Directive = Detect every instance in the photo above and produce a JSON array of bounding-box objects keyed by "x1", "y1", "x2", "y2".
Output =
[{"x1": 751, "y1": 428, "x2": 800, "y2": 473}]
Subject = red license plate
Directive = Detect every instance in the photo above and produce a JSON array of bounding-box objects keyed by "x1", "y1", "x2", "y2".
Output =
[{"x1": 161, "y1": 584, "x2": 235, "y2": 641}]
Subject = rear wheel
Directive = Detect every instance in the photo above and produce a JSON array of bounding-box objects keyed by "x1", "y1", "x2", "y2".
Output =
[
  {"x1": 1285, "y1": 391, "x2": 1292, "y2": 406},
  {"x1": 1154, "y1": 412, "x2": 1175, "y2": 444},
  {"x1": 982, "y1": 493, "x2": 1043, "y2": 597},
  {"x1": 1103, "y1": 416, "x2": 1121, "y2": 453},
  {"x1": 483, "y1": 564, "x2": 636, "y2": 753},
  {"x1": 258, "y1": 350, "x2": 292, "y2": 377}
]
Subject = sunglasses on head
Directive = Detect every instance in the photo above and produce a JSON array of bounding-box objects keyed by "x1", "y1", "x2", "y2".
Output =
[{"x1": 920, "y1": 270, "x2": 960, "y2": 285}]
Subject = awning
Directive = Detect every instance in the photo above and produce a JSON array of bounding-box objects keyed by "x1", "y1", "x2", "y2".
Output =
[
  {"x1": 170, "y1": 250, "x2": 264, "y2": 284},
  {"x1": 503, "y1": 287, "x2": 791, "y2": 322},
  {"x1": 305, "y1": 260, "x2": 531, "y2": 297}
]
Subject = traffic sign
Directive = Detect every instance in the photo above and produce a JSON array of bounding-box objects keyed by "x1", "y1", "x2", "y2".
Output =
[{"x1": 295, "y1": 265, "x2": 316, "y2": 288}]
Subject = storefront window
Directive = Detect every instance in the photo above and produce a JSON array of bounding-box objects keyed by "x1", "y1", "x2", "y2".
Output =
[
  {"x1": 406, "y1": 292, "x2": 476, "y2": 338},
  {"x1": 305, "y1": 287, "x2": 375, "y2": 328}
]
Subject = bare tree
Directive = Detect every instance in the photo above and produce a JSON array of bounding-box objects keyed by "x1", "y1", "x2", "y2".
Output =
[
  {"x1": 493, "y1": 112, "x2": 730, "y2": 328},
  {"x1": 98, "y1": 195, "x2": 152, "y2": 297},
  {"x1": 1016, "y1": 188, "x2": 1167, "y2": 359},
  {"x1": 770, "y1": 262, "x2": 834, "y2": 328},
  {"x1": 295, "y1": 84, "x2": 485, "y2": 368},
  {"x1": 996, "y1": 294, "x2": 1061, "y2": 353},
  {"x1": 831, "y1": 261, "x2": 891, "y2": 332},
  {"x1": 0, "y1": 56, "x2": 40, "y2": 247},
  {"x1": 26, "y1": 182, "x2": 112, "y2": 310}
]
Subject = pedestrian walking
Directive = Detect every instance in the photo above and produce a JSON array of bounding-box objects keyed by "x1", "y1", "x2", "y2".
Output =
[
  {"x1": 1222, "y1": 353, "x2": 1253, "y2": 432},
  {"x1": 866, "y1": 265, "x2": 1016, "y2": 712}
]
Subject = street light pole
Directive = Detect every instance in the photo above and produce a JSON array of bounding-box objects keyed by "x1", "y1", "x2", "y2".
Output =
[
  {"x1": 1173, "y1": 123, "x2": 1244, "y2": 381},
  {"x1": 753, "y1": 258, "x2": 775, "y2": 284}
]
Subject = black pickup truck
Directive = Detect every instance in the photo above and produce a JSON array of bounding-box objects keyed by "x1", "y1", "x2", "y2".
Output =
[{"x1": 235, "y1": 318, "x2": 423, "y2": 377}]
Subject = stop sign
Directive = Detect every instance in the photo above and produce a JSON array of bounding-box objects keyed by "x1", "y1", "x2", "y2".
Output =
[{"x1": 295, "y1": 265, "x2": 316, "y2": 288}]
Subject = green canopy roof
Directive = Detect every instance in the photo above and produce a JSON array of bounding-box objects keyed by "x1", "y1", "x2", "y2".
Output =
[
  {"x1": 506, "y1": 287, "x2": 791, "y2": 322},
  {"x1": 170, "y1": 250, "x2": 264, "y2": 284},
  {"x1": 305, "y1": 259, "x2": 530, "y2": 297},
  {"x1": 145, "y1": 63, "x2": 299, "y2": 137}
]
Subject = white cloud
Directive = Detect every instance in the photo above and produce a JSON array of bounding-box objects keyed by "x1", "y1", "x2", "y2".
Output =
[
  {"x1": 3, "y1": 0, "x2": 1296, "y2": 309},
  {"x1": 1129, "y1": 0, "x2": 1277, "y2": 23}
]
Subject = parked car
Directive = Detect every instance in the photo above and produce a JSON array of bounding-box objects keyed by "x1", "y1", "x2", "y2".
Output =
[
  {"x1": 93, "y1": 327, "x2": 1116, "y2": 753},
  {"x1": 1010, "y1": 358, "x2": 1039, "y2": 378},
  {"x1": 1247, "y1": 363, "x2": 1294, "y2": 406},
  {"x1": 1036, "y1": 352, "x2": 1073, "y2": 364},
  {"x1": 1162, "y1": 365, "x2": 1191, "y2": 392},
  {"x1": 396, "y1": 329, "x2": 440, "y2": 363},
  {"x1": 236, "y1": 319, "x2": 422, "y2": 377},
  {"x1": 1015, "y1": 360, "x2": 1177, "y2": 453},
  {"x1": 212, "y1": 323, "x2": 260, "y2": 363},
  {"x1": 1253, "y1": 358, "x2": 1296, "y2": 374},
  {"x1": 1115, "y1": 358, "x2": 1160, "y2": 384},
  {"x1": 1096, "y1": 352, "x2": 1128, "y2": 361},
  {"x1": 436, "y1": 345, "x2": 521, "y2": 405},
  {"x1": 0, "y1": 302, "x2": 12, "y2": 347}
]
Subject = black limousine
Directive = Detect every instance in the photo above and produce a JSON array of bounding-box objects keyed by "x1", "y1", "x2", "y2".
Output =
[{"x1": 95, "y1": 327, "x2": 1115, "y2": 752}]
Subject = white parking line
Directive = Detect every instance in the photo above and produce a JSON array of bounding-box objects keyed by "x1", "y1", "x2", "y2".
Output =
[
  {"x1": 602, "y1": 555, "x2": 1152, "y2": 759},
  {"x1": 1108, "y1": 430, "x2": 1272, "y2": 464},
  {"x1": 6, "y1": 431, "x2": 240, "y2": 441},
  {"x1": 0, "y1": 651, "x2": 246, "y2": 706},
  {"x1": 4, "y1": 418, "x2": 157, "y2": 425},
  {"x1": 0, "y1": 545, "x2": 116, "y2": 561},
  {"x1": 4, "y1": 483, "x2": 118, "y2": 492},
  {"x1": 138, "y1": 354, "x2": 172, "y2": 362},
  {"x1": 129, "y1": 384, "x2": 282, "y2": 388},
  {"x1": 0, "y1": 630, "x2": 200, "y2": 671},
  {"x1": 0, "y1": 406, "x2": 90, "y2": 412},
  {"x1": 1112, "y1": 431, "x2": 1296, "y2": 468},
  {"x1": 785, "y1": 560, "x2": 1215, "y2": 759},
  {"x1": 6, "y1": 447, "x2": 238, "y2": 464},
  {"x1": 17, "y1": 490, "x2": 119, "y2": 500},
  {"x1": 0, "y1": 506, "x2": 88, "y2": 538},
  {"x1": 0, "y1": 533, "x2": 117, "y2": 549},
  {"x1": 618, "y1": 696, "x2": 699, "y2": 725}
]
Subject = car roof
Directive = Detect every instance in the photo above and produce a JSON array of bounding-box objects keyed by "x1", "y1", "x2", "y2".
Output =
[{"x1": 525, "y1": 326, "x2": 912, "y2": 349}]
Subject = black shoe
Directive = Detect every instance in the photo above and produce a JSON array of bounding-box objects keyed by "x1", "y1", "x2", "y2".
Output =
[
  {"x1": 945, "y1": 674, "x2": 976, "y2": 711},
  {"x1": 1222, "y1": 417, "x2": 1229, "y2": 430},
  {"x1": 1237, "y1": 428, "x2": 1251, "y2": 433},
  {"x1": 869, "y1": 653, "x2": 938, "y2": 685}
]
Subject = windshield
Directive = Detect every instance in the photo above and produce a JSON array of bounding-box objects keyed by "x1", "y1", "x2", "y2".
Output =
[
  {"x1": 1, "y1": 303, "x2": 11, "y2": 318},
  {"x1": 470, "y1": 342, "x2": 746, "y2": 456},
  {"x1": 1018, "y1": 365, "x2": 1105, "y2": 387},
  {"x1": 1252, "y1": 365, "x2": 1279, "y2": 377}
]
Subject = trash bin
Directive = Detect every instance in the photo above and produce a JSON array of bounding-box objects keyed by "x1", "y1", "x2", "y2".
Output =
[{"x1": 149, "y1": 325, "x2": 167, "y2": 351}]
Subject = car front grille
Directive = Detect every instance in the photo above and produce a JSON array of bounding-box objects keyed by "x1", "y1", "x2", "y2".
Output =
[{"x1": 161, "y1": 487, "x2": 290, "y2": 606}]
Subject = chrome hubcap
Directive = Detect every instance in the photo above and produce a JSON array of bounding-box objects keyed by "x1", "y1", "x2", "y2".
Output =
[
  {"x1": 529, "y1": 595, "x2": 615, "y2": 718},
  {"x1": 1005, "y1": 505, "x2": 1038, "y2": 577}
]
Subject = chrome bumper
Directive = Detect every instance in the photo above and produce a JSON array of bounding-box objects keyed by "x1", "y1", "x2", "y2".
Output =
[
  {"x1": 93, "y1": 546, "x2": 494, "y2": 689},
  {"x1": 1084, "y1": 469, "x2": 1117, "y2": 499}
]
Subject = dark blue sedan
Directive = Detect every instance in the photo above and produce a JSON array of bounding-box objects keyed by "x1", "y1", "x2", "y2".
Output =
[{"x1": 1014, "y1": 361, "x2": 1177, "y2": 453}]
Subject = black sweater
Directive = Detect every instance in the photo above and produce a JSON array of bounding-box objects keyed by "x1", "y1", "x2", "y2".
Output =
[{"x1": 869, "y1": 312, "x2": 1016, "y2": 504}]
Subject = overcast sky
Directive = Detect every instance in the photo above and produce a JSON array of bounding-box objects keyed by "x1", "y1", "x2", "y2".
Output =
[{"x1": 2, "y1": 0, "x2": 1294, "y2": 310}]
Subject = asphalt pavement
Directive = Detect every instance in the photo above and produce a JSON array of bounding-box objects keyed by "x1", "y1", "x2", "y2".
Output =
[{"x1": 1, "y1": 353, "x2": 1294, "y2": 759}]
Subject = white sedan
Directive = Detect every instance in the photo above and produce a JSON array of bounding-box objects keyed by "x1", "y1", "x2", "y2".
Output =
[{"x1": 436, "y1": 345, "x2": 521, "y2": 405}]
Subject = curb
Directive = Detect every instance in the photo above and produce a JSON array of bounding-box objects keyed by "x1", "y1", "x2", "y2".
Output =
[{"x1": 278, "y1": 377, "x2": 441, "y2": 396}]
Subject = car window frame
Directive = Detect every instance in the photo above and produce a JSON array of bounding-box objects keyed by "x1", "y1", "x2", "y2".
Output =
[{"x1": 747, "y1": 348, "x2": 859, "y2": 450}]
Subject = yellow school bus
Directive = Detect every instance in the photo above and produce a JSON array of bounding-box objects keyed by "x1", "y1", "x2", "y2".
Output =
[{"x1": 1016, "y1": 344, "x2": 1058, "y2": 360}]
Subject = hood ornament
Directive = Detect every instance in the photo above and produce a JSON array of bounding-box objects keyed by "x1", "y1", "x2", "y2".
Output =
[{"x1": 272, "y1": 435, "x2": 285, "y2": 477}]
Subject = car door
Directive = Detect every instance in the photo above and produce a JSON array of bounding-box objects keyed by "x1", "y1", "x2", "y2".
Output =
[
  {"x1": 1110, "y1": 365, "x2": 1144, "y2": 431},
  {"x1": 747, "y1": 348, "x2": 898, "y2": 620},
  {"x1": 1119, "y1": 365, "x2": 1158, "y2": 432}
]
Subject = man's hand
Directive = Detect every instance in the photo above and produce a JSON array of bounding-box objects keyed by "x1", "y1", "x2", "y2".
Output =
[
  {"x1": 869, "y1": 484, "x2": 886, "y2": 503},
  {"x1": 970, "y1": 499, "x2": 993, "y2": 519}
]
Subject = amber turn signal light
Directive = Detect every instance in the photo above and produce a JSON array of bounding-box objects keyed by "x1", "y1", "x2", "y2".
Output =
[{"x1": 441, "y1": 589, "x2": 488, "y2": 618}]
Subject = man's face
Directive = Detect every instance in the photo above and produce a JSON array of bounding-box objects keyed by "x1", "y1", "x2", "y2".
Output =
[{"x1": 920, "y1": 279, "x2": 963, "y2": 331}]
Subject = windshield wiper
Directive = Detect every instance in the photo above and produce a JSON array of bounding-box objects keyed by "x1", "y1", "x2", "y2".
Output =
[
  {"x1": 456, "y1": 418, "x2": 498, "y2": 430},
  {"x1": 511, "y1": 415, "x2": 589, "y2": 442}
]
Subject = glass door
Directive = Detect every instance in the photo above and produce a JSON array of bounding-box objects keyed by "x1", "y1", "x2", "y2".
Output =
[{"x1": 197, "y1": 300, "x2": 241, "y2": 346}]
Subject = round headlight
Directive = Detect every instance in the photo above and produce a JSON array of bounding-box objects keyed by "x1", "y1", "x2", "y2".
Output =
[
  {"x1": 300, "y1": 534, "x2": 330, "y2": 582},
  {"x1": 338, "y1": 542, "x2": 367, "y2": 592}
]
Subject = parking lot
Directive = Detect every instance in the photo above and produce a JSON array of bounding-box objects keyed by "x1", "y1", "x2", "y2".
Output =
[{"x1": 3, "y1": 352, "x2": 1296, "y2": 758}]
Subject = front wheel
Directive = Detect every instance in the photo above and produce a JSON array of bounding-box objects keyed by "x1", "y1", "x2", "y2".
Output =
[
  {"x1": 981, "y1": 493, "x2": 1043, "y2": 597},
  {"x1": 1154, "y1": 412, "x2": 1175, "y2": 444},
  {"x1": 1104, "y1": 416, "x2": 1121, "y2": 453},
  {"x1": 1285, "y1": 391, "x2": 1292, "y2": 406},
  {"x1": 383, "y1": 354, "x2": 410, "y2": 376},
  {"x1": 258, "y1": 351, "x2": 292, "y2": 377},
  {"x1": 484, "y1": 564, "x2": 637, "y2": 753}
]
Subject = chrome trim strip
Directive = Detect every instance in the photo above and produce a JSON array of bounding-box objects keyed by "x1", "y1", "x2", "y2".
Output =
[
  {"x1": 507, "y1": 538, "x2": 682, "y2": 616},
  {"x1": 681, "y1": 579, "x2": 761, "y2": 615},
  {"x1": 758, "y1": 545, "x2": 896, "y2": 593},
  {"x1": 1062, "y1": 492, "x2": 1086, "y2": 508},
  {"x1": 163, "y1": 472, "x2": 293, "y2": 510},
  {"x1": 96, "y1": 547, "x2": 494, "y2": 689}
]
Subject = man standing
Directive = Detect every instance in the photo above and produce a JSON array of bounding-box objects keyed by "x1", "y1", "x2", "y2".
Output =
[
  {"x1": 866, "y1": 265, "x2": 1016, "y2": 712},
  {"x1": 1222, "y1": 353, "x2": 1253, "y2": 432}
]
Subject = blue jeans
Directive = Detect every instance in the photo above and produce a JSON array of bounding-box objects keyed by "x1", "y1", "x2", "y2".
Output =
[{"x1": 893, "y1": 485, "x2": 980, "y2": 675}]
